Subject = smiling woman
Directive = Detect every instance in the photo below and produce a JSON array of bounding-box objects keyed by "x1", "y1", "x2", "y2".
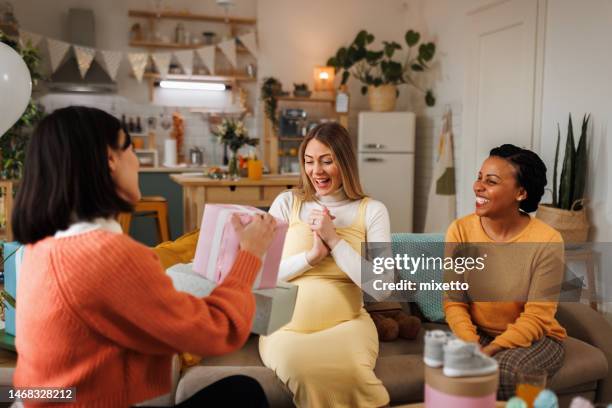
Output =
[
  {"x1": 259, "y1": 122, "x2": 392, "y2": 407},
  {"x1": 444, "y1": 144, "x2": 567, "y2": 400}
]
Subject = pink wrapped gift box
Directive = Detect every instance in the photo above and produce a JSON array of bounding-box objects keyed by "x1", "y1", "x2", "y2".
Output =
[{"x1": 193, "y1": 204, "x2": 287, "y2": 289}]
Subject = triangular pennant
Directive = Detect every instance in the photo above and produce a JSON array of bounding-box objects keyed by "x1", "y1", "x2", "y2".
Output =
[
  {"x1": 217, "y1": 39, "x2": 237, "y2": 68},
  {"x1": 73, "y1": 46, "x2": 96, "y2": 78},
  {"x1": 151, "y1": 52, "x2": 171, "y2": 78},
  {"x1": 238, "y1": 32, "x2": 258, "y2": 58},
  {"x1": 196, "y1": 46, "x2": 216, "y2": 75},
  {"x1": 174, "y1": 50, "x2": 194, "y2": 76},
  {"x1": 98, "y1": 50, "x2": 123, "y2": 81},
  {"x1": 19, "y1": 30, "x2": 42, "y2": 48},
  {"x1": 46, "y1": 38, "x2": 71, "y2": 73},
  {"x1": 127, "y1": 52, "x2": 149, "y2": 83}
]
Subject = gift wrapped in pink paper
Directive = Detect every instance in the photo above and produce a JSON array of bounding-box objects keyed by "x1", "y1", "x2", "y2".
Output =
[{"x1": 193, "y1": 204, "x2": 287, "y2": 289}]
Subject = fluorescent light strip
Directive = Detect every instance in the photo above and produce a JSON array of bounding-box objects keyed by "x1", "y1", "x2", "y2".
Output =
[{"x1": 159, "y1": 80, "x2": 227, "y2": 91}]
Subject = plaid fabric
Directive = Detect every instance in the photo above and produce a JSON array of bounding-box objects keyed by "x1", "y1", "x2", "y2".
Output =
[{"x1": 479, "y1": 333, "x2": 565, "y2": 400}]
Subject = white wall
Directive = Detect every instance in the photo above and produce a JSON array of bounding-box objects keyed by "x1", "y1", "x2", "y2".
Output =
[
  {"x1": 413, "y1": 0, "x2": 612, "y2": 244},
  {"x1": 539, "y1": 0, "x2": 612, "y2": 243}
]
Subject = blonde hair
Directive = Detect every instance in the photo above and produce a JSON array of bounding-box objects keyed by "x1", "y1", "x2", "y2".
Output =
[{"x1": 294, "y1": 122, "x2": 366, "y2": 201}]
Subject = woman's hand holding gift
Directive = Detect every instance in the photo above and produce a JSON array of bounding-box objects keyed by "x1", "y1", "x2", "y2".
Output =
[{"x1": 231, "y1": 213, "x2": 276, "y2": 258}]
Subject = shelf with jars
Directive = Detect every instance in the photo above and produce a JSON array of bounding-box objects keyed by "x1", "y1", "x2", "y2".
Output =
[{"x1": 262, "y1": 95, "x2": 349, "y2": 175}]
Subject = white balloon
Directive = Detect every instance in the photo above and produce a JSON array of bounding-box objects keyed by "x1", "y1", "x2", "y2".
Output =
[{"x1": 0, "y1": 42, "x2": 32, "y2": 138}]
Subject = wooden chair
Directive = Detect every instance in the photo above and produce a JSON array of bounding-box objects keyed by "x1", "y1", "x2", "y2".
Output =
[{"x1": 118, "y1": 196, "x2": 170, "y2": 244}]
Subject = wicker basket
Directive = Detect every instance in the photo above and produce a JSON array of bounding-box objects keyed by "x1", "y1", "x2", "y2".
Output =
[
  {"x1": 535, "y1": 200, "x2": 589, "y2": 243},
  {"x1": 368, "y1": 84, "x2": 397, "y2": 112}
]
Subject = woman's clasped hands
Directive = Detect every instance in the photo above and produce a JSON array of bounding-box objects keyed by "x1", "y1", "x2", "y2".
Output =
[{"x1": 306, "y1": 206, "x2": 340, "y2": 266}]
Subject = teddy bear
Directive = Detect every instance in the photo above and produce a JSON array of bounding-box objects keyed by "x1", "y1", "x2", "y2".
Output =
[{"x1": 366, "y1": 301, "x2": 422, "y2": 342}]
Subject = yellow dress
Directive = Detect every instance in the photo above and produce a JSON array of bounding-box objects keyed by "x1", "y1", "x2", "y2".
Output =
[{"x1": 259, "y1": 196, "x2": 390, "y2": 408}]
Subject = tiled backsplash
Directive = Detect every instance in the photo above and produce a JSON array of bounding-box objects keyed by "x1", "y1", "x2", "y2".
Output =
[{"x1": 37, "y1": 93, "x2": 259, "y2": 166}]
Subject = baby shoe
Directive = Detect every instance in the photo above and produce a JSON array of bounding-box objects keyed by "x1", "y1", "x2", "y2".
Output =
[
  {"x1": 442, "y1": 339, "x2": 498, "y2": 377},
  {"x1": 423, "y1": 330, "x2": 454, "y2": 368}
]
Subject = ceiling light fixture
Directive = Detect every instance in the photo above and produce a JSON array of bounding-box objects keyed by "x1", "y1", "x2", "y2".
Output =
[{"x1": 159, "y1": 81, "x2": 227, "y2": 91}]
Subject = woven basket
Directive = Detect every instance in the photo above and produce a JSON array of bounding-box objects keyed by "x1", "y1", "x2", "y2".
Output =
[
  {"x1": 535, "y1": 200, "x2": 589, "y2": 243},
  {"x1": 368, "y1": 84, "x2": 397, "y2": 112}
]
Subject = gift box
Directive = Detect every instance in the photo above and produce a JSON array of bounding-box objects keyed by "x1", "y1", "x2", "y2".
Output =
[
  {"x1": 166, "y1": 263, "x2": 298, "y2": 335},
  {"x1": 424, "y1": 366, "x2": 498, "y2": 408},
  {"x1": 193, "y1": 204, "x2": 287, "y2": 289},
  {"x1": 2, "y1": 242, "x2": 25, "y2": 337}
]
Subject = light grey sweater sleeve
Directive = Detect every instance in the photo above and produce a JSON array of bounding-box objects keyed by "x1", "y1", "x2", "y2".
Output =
[{"x1": 268, "y1": 191, "x2": 312, "y2": 282}]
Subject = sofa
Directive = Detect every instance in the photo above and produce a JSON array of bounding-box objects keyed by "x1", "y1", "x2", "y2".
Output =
[{"x1": 154, "y1": 232, "x2": 612, "y2": 407}]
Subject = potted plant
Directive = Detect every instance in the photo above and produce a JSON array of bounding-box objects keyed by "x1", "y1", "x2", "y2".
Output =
[
  {"x1": 536, "y1": 114, "x2": 590, "y2": 243},
  {"x1": 212, "y1": 118, "x2": 259, "y2": 180},
  {"x1": 327, "y1": 29, "x2": 436, "y2": 111},
  {"x1": 260, "y1": 77, "x2": 283, "y2": 130}
]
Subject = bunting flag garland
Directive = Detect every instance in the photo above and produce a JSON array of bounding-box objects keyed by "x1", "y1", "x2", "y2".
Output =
[
  {"x1": 14, "y1": 28, "x2": 258, "y2": 80},
  {"x1": 151, "y1": 52, "x2": 171, "y2": 78},
  {"x1": 217, "y1": 38, "x2": 237, "y2": 68},
  {"x1": 174, "y1": 50, "x2": 194, "y2": 76},
  {"x1": 196, "y1": 45, "x2": 216, "y2": 75},
  {"x1": 238, "y1": 32, "x2": 258, "y2": 58},
  {"x1": 18, "y1": 30, "x2": 42, "y2": 48},
  {"x1": 73, "y1": 46, "x2": 96, "y2": 78},
  {"x1": 46, "y1": 38, "x2": 71, "y2": 73},
  {"x1": 127, "y1": 52, "x2": 148, "y2": 83},
  {"x1": 98, "y1": 50, "x2": 123, "y2": 81}
]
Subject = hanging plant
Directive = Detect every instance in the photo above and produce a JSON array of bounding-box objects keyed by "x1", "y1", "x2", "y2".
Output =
[{"x1": 260, "y1": 77, "x2": 282, "y2": 130}]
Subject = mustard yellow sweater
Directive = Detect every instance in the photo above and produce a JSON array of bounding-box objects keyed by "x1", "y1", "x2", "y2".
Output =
[{"x1": 443, "y1": 214, "x2": 567, "y2": 348}]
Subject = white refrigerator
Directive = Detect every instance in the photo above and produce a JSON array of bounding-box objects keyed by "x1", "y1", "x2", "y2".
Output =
[{"x1": 358, "y1": 112, "x2": 415, "y2": 232}]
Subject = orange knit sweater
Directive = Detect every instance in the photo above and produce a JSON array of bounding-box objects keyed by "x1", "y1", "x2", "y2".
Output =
[
  {"x1": 14, "y1": 230, "x2": 261, "y2": 407},
  {"x1": 443, "y1": 214, "x2": 567, "y2": 348}
]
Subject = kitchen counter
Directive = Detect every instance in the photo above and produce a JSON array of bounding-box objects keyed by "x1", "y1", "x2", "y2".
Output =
[
  {"x1": 170, "y1": 174, "x2": 299, "y2": 232},
  {"x1": 139, "y1": 166, "x2": 207, "y2": 173}
]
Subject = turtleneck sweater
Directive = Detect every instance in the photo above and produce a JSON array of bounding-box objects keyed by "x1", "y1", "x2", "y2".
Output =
[{"x1": 269, "y1": 189, "x2": 391, "y2": 286}]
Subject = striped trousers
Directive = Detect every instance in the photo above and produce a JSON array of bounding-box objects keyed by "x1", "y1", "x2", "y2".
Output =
[{"x1": 479, "y1": 333, "x2": 565, "y2": 400}]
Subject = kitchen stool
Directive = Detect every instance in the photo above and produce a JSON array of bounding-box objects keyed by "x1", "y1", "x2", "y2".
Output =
[{"x1": 118, "y1": 196, "x2": 170, "y2": 244}]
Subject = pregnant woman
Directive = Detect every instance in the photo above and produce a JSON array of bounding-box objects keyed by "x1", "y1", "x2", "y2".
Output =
[{"x1": 259, "y1": 123, "x2": 391, "y2": 407}]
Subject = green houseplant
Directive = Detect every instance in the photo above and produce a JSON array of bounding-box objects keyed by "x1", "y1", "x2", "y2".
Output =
[
  {"x1": 260, "y1": 77, "x2": 283, "y2": 130},
  {"x1": 327, "y1": 29, "x2": 436, "y2": 111},
  {"x1": 0, "y1": 30, "x2": 45, "y2": 180},
  {"x1": 536, "y1": 114, "x2": 591, "y2": 243}
]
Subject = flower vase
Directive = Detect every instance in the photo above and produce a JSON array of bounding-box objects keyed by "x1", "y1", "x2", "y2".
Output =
[{"x1": 228, "y1": 151, "x2": 240, "y2": 180}]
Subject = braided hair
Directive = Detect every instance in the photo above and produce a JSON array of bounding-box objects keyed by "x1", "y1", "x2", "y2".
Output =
[{"x1": 489, "y1": 144, "x2": 547, "y2": 213}]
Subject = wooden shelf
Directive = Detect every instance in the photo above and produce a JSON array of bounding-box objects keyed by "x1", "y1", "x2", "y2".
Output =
[
  {"x1": 277, "y1": 96, "x2": 335, "y2": 103},
  {"x1": 129, "y1": 40, "x2": 252, "y2": 53},
  {"x1": 128, "y1": 9, "x2": 256, "y2": 25}
]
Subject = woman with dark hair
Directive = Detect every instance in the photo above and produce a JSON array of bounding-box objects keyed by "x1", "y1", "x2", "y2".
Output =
[
  {"x1": 12, "y1": 106, "x2": 275, "y2": 407},
  {"x1": 259, "y1": 123, "x2": 391, "y2": 407},
  {"x1": 444, "y1": 144, "x2": 566, "y2": 399}
]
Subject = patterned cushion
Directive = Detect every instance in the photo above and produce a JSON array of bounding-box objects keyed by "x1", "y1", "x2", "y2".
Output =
[{"x1": 391, "y1": 233, "x2": 446, "y2": 322}]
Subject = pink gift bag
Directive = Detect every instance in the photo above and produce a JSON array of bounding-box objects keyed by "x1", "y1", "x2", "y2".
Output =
[{"x1": 193, "y1": 204, "x2": 288, "y2": 289}]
